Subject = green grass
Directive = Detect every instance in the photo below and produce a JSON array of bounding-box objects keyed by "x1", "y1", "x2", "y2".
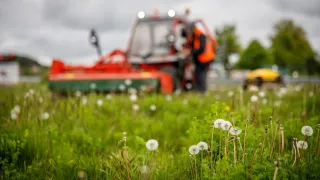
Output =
[{"x1": 0, "y1": 84, "x2": 319, "y2": 179}]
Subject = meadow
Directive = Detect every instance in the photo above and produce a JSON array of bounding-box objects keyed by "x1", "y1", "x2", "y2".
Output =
[{"x1": 0, "y1": 83, "x2": 319, "y2": 180}]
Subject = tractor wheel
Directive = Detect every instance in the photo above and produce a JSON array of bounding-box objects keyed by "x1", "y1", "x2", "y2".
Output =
[
  {"x1": 276, "y1": 76, "x2": 285, "y2": 87},
  {"x1": 159, "y1": 66, "x2": 181, "y2": 90},
  {"x1": 255, "y1": 77, "x2": 263, "y2": 87}
]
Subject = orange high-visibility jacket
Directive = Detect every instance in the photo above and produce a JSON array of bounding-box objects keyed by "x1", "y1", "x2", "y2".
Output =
[{"x1": 188, "y1": 28, "x2": 216, "y2": 63}]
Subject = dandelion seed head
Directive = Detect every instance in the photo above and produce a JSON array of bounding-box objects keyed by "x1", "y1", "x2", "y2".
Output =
[
  {"x1": 97, "y1": 99, "x2": 103, "y2": 106},
  {"x1": 228, "y1": 91, "x2": 234, "y2": 97},
  {"x1": 308, "y1": 91, "x2": 314, "y2": 97},
  {"x1": 77, "y1": 171, "x2": 86, "y2": 179},
  {"x1": 221, "y1": 121, "x2": 232, "y2": 131},
  {"x1": 106, "y1": 94, "x2": 112, "y2": 100},
  {"x1": 250, "y1": 95, "x2": 258, "y2": 102},
  {"x1": 188, "y1": 145, "x2": 200, "y2": 155},
  {"x1": 197, "y1": 142, "x2": 208, "y2": 150},
  {"x1": 130, "y1": 94, "x2": 138, "y2": 102},
  {"x1": 75, "y1": 91, "x2": 81, "y2": 97},
  {"x1": 132, "y1": 104, "x2": 139, "y2": 111},
  {"x1": 166, "y1": 95, "x2": 172, "y2": 101},
  {"x1": 174, "y1": 89, "x2": 182, "y2": 96},
  {"x1": 90, "y1": 83, "x2": 96, "y2": 90},
  {"x1": 42, "y1": 112, "x2": 49, "y2": 120},
  {"x1": 297, "y1": 140, "x2": 308, "y2": 149},
  {"x1": 140, "y1": 165, "x2": 149, "y2": 174},
  {"x1": 11, "y1": 112, "x2": 17, "y2": 120},
  {"x1": 258, "y1": 91, "x2": 265, "y2": 98},
  {"x1": 150, "y1": 104, "x2": 156, "y2": 111},
  {"x1": 262, "y1": 98, "x2": 268, "y2": 105},
  {"x1": 124, "y1": 79, "x2": 132, "y2": 86},
  {"x1": 301, "y1": 126, "x2": 313, "y2": 136},
  {"x1": 274, "y1": 101, "x2": 281, "y2": 107},
  {"x1": 29, "y1": 89, "x2": 35, "y2": 95},
  {"x1": 39, "y1": 97, "x2": 43, "y2": 103},
  {"x1": 119, "y1": 84, "x2": 126, "y2": 91},
  {"x1": 213, "y1": 119, "x2": 225, "y2": 129},
  {"x1": 183, "y1": 99, "x2": 188, "y2": 105},
  {"x1": 128, "y1": 88, "x2": 137, "y2": 94},
  {"x1": 12, "y1": 105, "x2": 20, "y2": 114},
  {"x1": 82, "y1": 97, "x2": 88, "y2": 105},
  {"x1": 146, "y1": 139, "x2": 158, "y2": 151},
  {"x1": 229, "y1": 127, "x2": 242, "y2": 136},
  {"x1": 249, "y1": 86, "x2": 259, "y2": 92}
]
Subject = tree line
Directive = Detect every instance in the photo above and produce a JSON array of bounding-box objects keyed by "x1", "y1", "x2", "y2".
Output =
[{"x1": 214, "y1": 19, "x2": 320, "y2": 76}]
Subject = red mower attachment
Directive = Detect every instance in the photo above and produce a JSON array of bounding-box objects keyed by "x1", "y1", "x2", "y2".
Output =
[{"x1": 48, "y1": 49, "x2": 173, "y2": 94}]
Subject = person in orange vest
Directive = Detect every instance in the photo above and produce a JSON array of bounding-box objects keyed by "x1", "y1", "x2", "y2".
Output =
[{"x1": 181, "y1": 23, "x2": 216, "y2": 94}]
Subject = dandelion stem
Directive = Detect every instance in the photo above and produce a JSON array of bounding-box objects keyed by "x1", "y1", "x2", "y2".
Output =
[
  {"x1": 273, "y1": 162, "x2": 280, "y2": 180},
  {"x1": 316, "y1": 129, "x2": 320, "y2": 158},
  {"x1": 242, "y1": 118, "x2": 249, "y2": 162},
  {"x1": 281, "y1": 127, "x2": 284, "y2": 154},
  {"x1": 233, "y1": 139, "x2": 237, "y2": 166},
  {"x1": 261, "y1": 126, "x2": 267, "y2": 162},
  {"x1": 210, "y1": 126, "x2": 214, "y2": 176},
  {"x1": 270, "y1": 119, "x2": 279, "y2": 160},
  {"x1": 292, "y1": 140, "x2": 297, "y2": 166},
  {"x1": 194, "y1": 155, "x2": 198, "y2": 180},
  {"x1": 249, "y1": 144, "x2": 261, "y2": 179},
  {"x1": 219, "y1": 129, "x2": 222, "y2": 159}
]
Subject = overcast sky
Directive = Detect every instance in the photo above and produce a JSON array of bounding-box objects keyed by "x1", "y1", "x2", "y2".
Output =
[{"x1": 0, "y1": 0, "x2": 319, "y2": 65}]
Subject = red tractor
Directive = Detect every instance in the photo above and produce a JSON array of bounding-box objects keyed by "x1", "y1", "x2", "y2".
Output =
[{"x1": 48, "y1": 9, "x2": 216, "y2": 94}]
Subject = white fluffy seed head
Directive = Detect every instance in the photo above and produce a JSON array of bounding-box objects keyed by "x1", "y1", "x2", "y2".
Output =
[
  {"x1": 308, "y1": 91, "x2": 314, "y2": 97},
  {"x1": 213, "y1": 119, "x2": 225, "y2": 129},
  {"x1": 90, "y1": 83, "x2": 96, "y2": 90},
  {"x1": 189, "y1": 145, "x2": 200, "y2": 155},
  {"x1": 228, "y1": 91, "x2": 234, "y2": 97},
  {"x1": 12, "y1": 105, "x2": 20, "y2": 114},
  {"x1": 197, "y1": 142, "x2": 208, "y2": 150},
  {"x1": 124, "y1": 79, "x2": 132, "y2": 86},
  {"x1": 130, "y1": 94, "x2": 138, "y2": 102},
  {"x1": 297, "y1": 140, "x2": 308, "y2": 149},
  {"x1": 75, "y1": 91, "x2": 81, "y2": 97},
  {"x1": 39, "y1": 97, "x2": 43, "y2": 103},
  {"x1": 11, "y1": 112, "x2": 17, "y2": 120},
  {"x1": 301, "y1": 126, "x2": 313, "y2": 136},
  {"x1": 119, "y1": 84, "x2": 126, "y2": 91},
  {"x1": 274, "y1": 101, "x2": 281, "y2": 107},
  {"x1": 249, "y1": 86, "x2": 259, "y2": 92},
  {"x1": 258, "y1": 91, "x2": 265, "y2": 97},
  {"x1": 132, "y1": 104, "x2": 139, "y2": 111},
  {"x1": 221, "y1": 121, "x2": 232, "y2": 131},
  {"x1": 82, "y1": 97, "x2": 88, "y2": 105},
  {"x1": 42, "y1": 112, "x2": 49, "y2": 120},
  {"x1": 106, "y1": 94, "x2": 112, "y2": 100},
  {"x1": 150, "y1": 105, "x2": 156, "y2": 111},
  {"x1": 250, "y1": 95, "x2": 258, "y2": 102},
  {"x1": 183, "y1": 99, "x2": 188, "y2": 105},
  {"x1": 166, "y1": 95, "x2": 172, "y2": 101},
  {"x1": 229, "y1": 127, "x2": 242, "y2": 136},
  {"x1": 146, "y1": 139, "x2": 158, "y2": 151},
  {"x1": 97, "y1": 99, "x2": 103, "y2": 106},
  {"x1": 262, "y1": 98, "x2": 268, "y2": 105}
]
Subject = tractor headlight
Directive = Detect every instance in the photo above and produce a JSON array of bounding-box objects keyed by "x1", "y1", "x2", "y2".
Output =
[
  {"x1": 138, "y1": 11, "x2": 145, "y2": 19},
  {"x1": 168, "y1": 9, "x2": 175, "y2": 17}
]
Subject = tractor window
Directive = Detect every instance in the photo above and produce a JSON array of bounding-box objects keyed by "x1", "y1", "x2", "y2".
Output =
[
  {"x1": 129, "y1": 22, "x2": 152, "y2": 57},
  {"x1": 128, "y1": 19, "x2": 172, "y2": 59},
  {"x1": 152, "y1": 21, "x2": 171, "y2": 54}
]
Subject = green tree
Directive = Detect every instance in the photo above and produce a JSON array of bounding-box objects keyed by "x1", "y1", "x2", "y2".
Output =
[
  {"x1": 214, "y1": 24, "x2": 241, "y2": 76},
  {"x1": 270, "y1": 19, "x2": 315, "y2": 72},
  {"x1": 236, "y1": 39, "x2": 273, "y2": 70}
]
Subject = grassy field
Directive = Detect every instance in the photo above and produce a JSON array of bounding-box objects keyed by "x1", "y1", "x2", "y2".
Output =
[{"x1": 0, "y1": 83, "x2": 319, "y2": 180}]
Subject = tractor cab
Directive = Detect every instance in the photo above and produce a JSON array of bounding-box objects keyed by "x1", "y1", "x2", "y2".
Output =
[{"x1": 126, "y1": 9, "x2": 216, "y2": 89}]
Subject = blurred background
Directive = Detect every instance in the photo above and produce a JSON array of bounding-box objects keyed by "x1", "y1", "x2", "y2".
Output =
[{"x1": 0, "y1": 0, "x2": 319, "y2": 85}]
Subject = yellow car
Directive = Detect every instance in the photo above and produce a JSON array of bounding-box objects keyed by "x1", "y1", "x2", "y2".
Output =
[{"x1": 243, "y1": 68, "x2": 284, "y2": 90}]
